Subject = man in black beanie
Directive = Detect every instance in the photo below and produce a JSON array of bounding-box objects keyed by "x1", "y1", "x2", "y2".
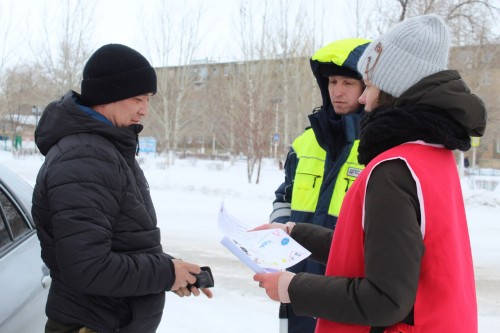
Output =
[{"x1": 32, "y1": 44, "x2": 212, "y2": 333}]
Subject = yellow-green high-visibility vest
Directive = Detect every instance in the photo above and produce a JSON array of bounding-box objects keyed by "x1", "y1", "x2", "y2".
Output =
[{"x1": 291, "y1": 128, "x2": 363, "y2": 218}]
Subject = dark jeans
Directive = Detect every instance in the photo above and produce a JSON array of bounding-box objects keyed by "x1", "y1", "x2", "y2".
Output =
[{"x1": 45, "y1": 318, "x2": 96, "y2": 333}]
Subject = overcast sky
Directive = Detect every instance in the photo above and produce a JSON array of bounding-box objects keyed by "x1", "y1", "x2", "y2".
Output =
[
  {"x1": 1, "y1": 0, "x2": 499, "y2": 68},
  {"x1": 1, "y1": 0, "x2": 358, "y2": 67}
]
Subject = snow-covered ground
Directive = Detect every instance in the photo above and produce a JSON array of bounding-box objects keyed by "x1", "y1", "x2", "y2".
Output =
[{"x1": 2, "y1": 150, "x2": 499, "y2": 332}]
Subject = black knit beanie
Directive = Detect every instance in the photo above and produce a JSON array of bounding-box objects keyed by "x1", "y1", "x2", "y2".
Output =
[{"x1": 80, "y1": 44, "x2": 157, "y2": 106}]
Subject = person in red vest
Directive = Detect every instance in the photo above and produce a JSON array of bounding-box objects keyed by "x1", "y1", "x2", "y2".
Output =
[{"x1": 253, "y1": 14, "x2": 486, "y2": 333}]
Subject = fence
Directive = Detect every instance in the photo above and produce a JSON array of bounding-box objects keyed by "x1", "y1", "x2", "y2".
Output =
[{"x1": 464, "y1": 168, "x2": 500, "y2": 191}]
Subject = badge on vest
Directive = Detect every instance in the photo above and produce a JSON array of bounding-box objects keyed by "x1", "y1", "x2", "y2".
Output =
[{"x1": 347, "y1": 167, "x2": 362, "y2": 178}]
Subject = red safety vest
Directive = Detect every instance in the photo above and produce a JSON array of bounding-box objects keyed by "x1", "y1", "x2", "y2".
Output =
[{"x1": 316, "y1": 142, "x2": 477, "y2": 333}]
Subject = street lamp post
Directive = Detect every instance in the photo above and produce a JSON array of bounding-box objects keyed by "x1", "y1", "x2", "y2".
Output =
[
  {"x1": 32, "y1": 105, "x2": 39, "y2": 127},
  {"x1": 271, "y1": 98, "x2": 282, "y2": 160},
  {"x1": 32, "y1": 105, "x2": 39, "y2": 154}
]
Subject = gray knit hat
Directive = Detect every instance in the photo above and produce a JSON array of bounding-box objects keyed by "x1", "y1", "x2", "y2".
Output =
[{"x1": 357, "y1": 14, "x2": 450, "y2": 98}]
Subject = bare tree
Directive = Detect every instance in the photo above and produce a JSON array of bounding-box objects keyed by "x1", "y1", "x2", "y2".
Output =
[
  {"x1": 142, "y1": 0, "x2": 206, "y2": 165},
  {"x1": 28, "y1": 0, "x2": 95, "y2": 100},
  {"x1": 218, "y1": 0, "x2": 316, "y2": 183},
  {"x1": 0, "y1": 1, "x2": 95, "y2": 154},
  {"x1": 0, "y1": 6, "x2": 9, "y2": 77},
  {"x1": 449, "y1": 43, "x2": 500, "y2": 165},
  {"x1": 368, "y1": 0, "x2": 500, "y2": 44},
  {"x1": 0, "y1": 2, "x2": 17, "y2": 120},
  {"x1": 352, "y1": 0, "x2": 500, "y2": 167},
  {"x1": 270, "y1": 0, "x2": 315, "y2": 155},
  {"x1": 214, "y1": 1, "x2": 270, "y2": 183},
  {"x1": 205, "y1": 63, "x2": 241, "y2": 160},
  {"x1": 0, "y1": 65, "x2": 45, "y2": 146}
]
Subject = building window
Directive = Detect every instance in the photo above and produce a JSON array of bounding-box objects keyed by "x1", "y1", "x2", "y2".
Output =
[
  {"x1": 480, "y1": 52, "x2": 494, "y2": 65},
  {"x1": 459, "y1": 50, "x2": 473, "y2": 69},
  {"x1": 480, "y1": 72, "x2": 491, "y2": 85},
  {"x1": 199, "y1": 67, "x2": 208, "y2": 79}
]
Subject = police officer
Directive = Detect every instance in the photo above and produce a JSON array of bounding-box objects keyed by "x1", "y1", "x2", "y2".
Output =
[{"x1": 269, "y1": 38, "x2": 370, "y2": 333}]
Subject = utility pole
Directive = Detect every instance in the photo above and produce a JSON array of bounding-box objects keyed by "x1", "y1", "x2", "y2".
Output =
[
  {"x1": 271, "y1": 98, "x2": 282, "y2": 161},
  {"x1": 32, "y1": 105, "x2": 40, "y2": 154}
]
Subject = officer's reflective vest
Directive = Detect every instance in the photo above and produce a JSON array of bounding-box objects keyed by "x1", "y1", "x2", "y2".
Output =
[{"x1": 291, "y1": 128, "x2": 363, "y2": 219}]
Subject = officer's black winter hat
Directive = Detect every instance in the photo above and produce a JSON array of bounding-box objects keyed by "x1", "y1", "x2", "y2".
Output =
[{"x1": 80, "y1": 44, "x2": 157, "y2": 106}]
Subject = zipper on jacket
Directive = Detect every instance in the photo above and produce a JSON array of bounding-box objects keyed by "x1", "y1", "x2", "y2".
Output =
[{"x1": 136, "y1": 134, "x2": 140, "y2": 156}]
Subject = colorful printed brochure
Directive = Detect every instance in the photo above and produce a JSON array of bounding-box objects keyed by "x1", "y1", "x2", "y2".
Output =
[{"x1": 218, "y1": 203, "x2": 311, "y2": 273}]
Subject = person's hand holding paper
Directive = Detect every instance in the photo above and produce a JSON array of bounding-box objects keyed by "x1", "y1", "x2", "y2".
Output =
[{"x1": 218, "y1": 203, "x2": 310, "y2": 274}]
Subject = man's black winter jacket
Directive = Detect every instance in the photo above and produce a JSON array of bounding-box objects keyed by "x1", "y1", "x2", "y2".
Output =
[{"x1": 32, "y1": 91, "x2": 175, "y2": 333}]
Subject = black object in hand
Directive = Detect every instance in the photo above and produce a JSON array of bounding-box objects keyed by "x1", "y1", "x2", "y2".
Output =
[{"x1": 189, "y1": 266, "x2": 214, "y2": 289}]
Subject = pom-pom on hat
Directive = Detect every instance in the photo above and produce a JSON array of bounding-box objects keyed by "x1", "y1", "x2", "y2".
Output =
[
  {"x1": 357, "y1": 14, "x2": 450, "y2": 98},
  {"x1": 80, "y1": 44, "x2": 157, "y2": 106}
]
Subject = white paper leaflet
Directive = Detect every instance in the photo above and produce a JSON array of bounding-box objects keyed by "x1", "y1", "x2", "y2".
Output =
[{"x1": 218, "y1": 203, "x2": 311, "y2": 273}]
